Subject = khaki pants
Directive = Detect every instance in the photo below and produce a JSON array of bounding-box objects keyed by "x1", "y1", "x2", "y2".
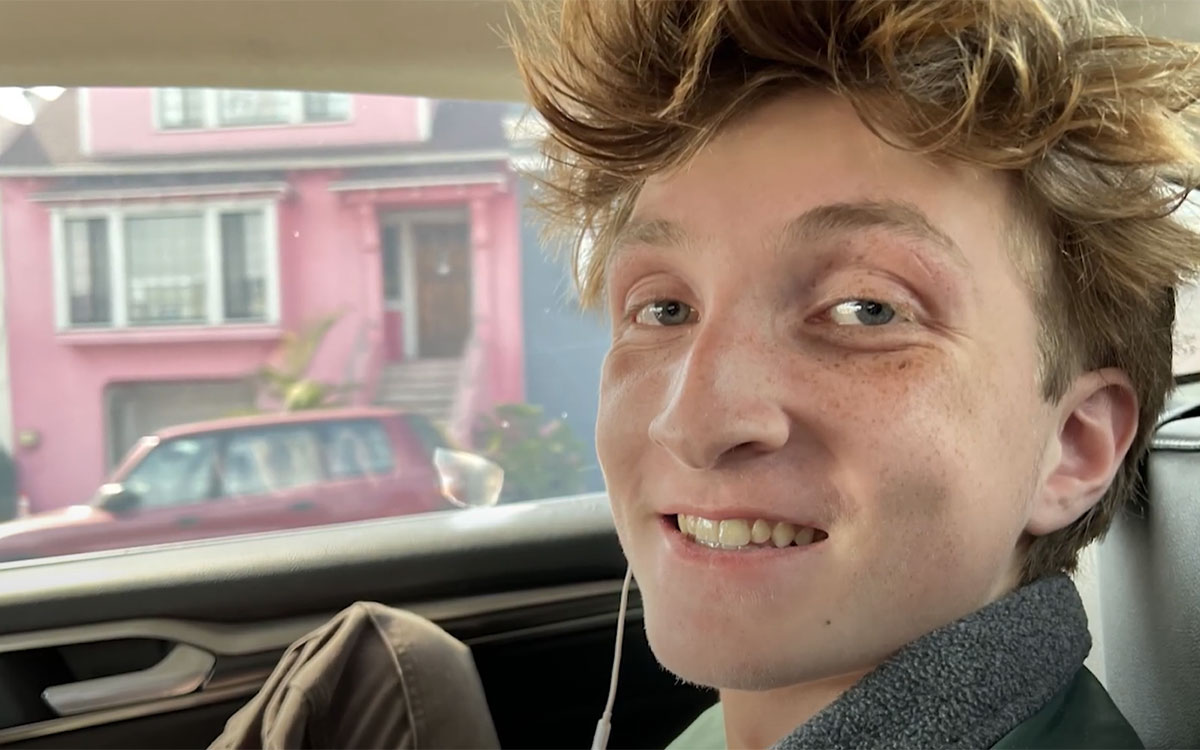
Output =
[{"x1": 210, "y1": 602, "x2": 501, "y2": 750}]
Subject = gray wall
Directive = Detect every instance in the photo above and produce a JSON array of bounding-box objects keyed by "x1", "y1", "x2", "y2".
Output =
[{"x1": 517, "y1": 178, "x2": 609, "y2": 493}]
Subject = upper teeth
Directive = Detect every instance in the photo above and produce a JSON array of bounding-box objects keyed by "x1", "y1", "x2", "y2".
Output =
[{"x1": 677, "y1": 514, "x2": 818, "y2": 549}]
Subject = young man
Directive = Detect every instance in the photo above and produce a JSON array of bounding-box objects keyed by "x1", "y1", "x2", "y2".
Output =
[{"x1": 513, "y1": 1, "x2": 1200, "y2": 747}]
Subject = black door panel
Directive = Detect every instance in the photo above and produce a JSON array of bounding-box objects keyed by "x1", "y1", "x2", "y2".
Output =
[
  {"x1": 0, "y1": 496, "x2": 624, "y2": 634},
  {"x1": 0, "y1": 496, "x2": 712, "y2": 749}
]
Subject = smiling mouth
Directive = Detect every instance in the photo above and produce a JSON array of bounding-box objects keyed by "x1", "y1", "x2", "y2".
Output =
[{"x1": 670, "y1": 514, "x2": 828, "y2": 550}]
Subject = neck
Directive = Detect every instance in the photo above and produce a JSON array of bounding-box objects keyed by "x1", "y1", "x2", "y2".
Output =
[{"x1": 720, "y1": 669, "x2": 869, "y2": 750}]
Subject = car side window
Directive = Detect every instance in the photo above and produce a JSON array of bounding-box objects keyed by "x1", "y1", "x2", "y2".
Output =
[
  {"x1": 323, "y1": 420, "x2": 396, "y2": 479},
  {"x1": 221, "y1": 426, "x2": 325, "y2": 496},
  {"x1": 122, "y1": 437, "x2": 218, "y2": 509}
]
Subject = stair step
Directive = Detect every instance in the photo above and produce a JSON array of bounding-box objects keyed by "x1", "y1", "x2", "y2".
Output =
[
  {"x1": 378, "y1": 397, "x2": 455, "y2": 409},
  {"x1": 375, "y1": 359, "x2": 461, "y2": 422},
  {"x1": 384, "y1": 360, "x2": 462, "y2": 373},
  {"x1": 381, "y1": 378, "x2": 459, "y2": 389},
  {"x1": 384, "y1": 369, "x2": 462, "y2": 379},
  {"x1": 377, "y1": 392, "x2": 455, "y2": 405}
]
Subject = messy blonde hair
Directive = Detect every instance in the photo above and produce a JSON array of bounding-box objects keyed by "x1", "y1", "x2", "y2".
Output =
[{"x1": 511, "y1": 0, "x2": 1200, "y2": 583}]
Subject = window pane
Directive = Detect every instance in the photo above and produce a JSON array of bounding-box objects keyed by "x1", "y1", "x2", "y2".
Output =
[
  {"x1": 382, "y1": 224, "x2": 402, "y2": 302},
  {"x1": 221, "y1": 211, "x2": 268, "y2": 321},
  {"x1": 125, "y1": 214, "x2": 207, "y2": 325},
  {"x1": 121, "y1": 437, "x2": 217, "y2": 509},
  {"x1": 323, "y1": 420, "x2": 395, "y2": 479},
  {"x1": 302, "y1": 92, "x2": 351, "y2": 122},
  {"x1": 157, "y1": 88, "x2": 205, "y2": 129},
  {"x1": 221, "y1": 427, "x2": 325, "y2": 496},
  {"x1": 217, "y1": 90, "x2": 291, "y2": 126},
  {"x1": 64, "y1": 218, "x2": 111, "y2": 325}
]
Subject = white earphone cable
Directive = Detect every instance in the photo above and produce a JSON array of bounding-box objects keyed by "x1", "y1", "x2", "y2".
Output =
[{"x1": 591, "y1": 566, "x2": 634, "y2": 750}]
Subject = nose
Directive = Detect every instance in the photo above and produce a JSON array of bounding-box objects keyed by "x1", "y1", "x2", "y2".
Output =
[{"x1": 648, "y1": 319, "x2": 790, "y2": 470}]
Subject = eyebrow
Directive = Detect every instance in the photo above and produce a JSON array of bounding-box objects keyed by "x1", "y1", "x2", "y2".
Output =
[
  {"x1": 610, "y1": 217, "x2": 688, "y2": 252},
  {"x1": 611, "y1": 199, "x2": 967, "y2": 271},
  {"x1": 782, "y1": 200, "x2": 968, "y2": 270}
]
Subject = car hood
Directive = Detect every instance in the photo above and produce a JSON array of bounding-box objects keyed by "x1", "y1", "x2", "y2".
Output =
[{"x1": 0, "y1": 505, "x2": 114, "y2": 540}]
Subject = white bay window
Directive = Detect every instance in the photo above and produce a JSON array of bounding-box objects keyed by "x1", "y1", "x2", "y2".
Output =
[{"x1": 52, "y1": 203, "x2": 279, "y2": 330}]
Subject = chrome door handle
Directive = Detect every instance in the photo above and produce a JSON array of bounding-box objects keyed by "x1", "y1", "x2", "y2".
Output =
[{"x1": 42, "y1": 643, "x2": 215, "y2": 716}]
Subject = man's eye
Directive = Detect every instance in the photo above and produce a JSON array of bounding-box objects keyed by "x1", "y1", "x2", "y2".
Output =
[
  {"x1": 634, "y1": 300, "x2": 696, "y2": 327},
  {"x1": 828, "y1": 299, "x2": 898, "y2": 327}
]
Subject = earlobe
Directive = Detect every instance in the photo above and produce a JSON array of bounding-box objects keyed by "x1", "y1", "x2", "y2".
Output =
[{"x1": 1026, "y1": 369, "x2": 1139, "y2": 537}]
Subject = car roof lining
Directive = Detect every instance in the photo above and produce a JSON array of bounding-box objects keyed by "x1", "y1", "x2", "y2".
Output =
[
  {"x1": 0, "y1": 1, "x2": 525, "y2": 101},
  {"x1": 0, "y1": 1, "x2": 1193, "y2": 103}
]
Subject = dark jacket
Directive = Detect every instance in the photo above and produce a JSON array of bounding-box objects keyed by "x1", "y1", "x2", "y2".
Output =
[
  {"x1": 669, "y1": 576, "x2": 1141, "y2": 750},
  {"x1": 668, "y1": 667, "x2": 1140, "y2": 749}
]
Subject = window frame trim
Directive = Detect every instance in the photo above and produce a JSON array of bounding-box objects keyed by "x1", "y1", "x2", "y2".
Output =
[{"x1": 52, "y1": 200, "x2": 281, "y2": 332}]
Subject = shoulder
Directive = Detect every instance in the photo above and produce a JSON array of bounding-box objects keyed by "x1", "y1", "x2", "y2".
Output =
[{"x1": 992, "y1": 668, "x2": 1142, "y2": 749}]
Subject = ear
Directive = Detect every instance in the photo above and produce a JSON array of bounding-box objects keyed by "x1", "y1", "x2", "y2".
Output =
[{"x1": 1026, "y1": 368, "x2": 1139, "y2": 537}]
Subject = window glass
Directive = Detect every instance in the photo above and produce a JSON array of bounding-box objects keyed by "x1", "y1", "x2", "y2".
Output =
[
  {"x1": 125, "y1": 214, "x2": 207, "y2": 325},
  {"x1": 63, "y1": 217, "x2": 111, "y2": 326},
  {"x1": 323, "y1": 420, "x2": 395, "y2": 479},
  {"x1": 1173, "y1": 198, "x2": 1200, "y2": 376},
  {"x1": 157, "y1": 88, "x2": 206, "y2": 129},
  {"x1": 303, "y1": 92, "x2": 351, "y2": 123},
  {"x1": 222, "y1": 427, "x2": 325, "y2": 496},
  {"x1": 121, "y1": 437, "x2": 218, "y2": 509},
  {"x1": 154, "y1": 89, "x2": 353, "y2": 131},
  {"x1": 382, "y1": 224, "x2": 402, "y2": 304},
  {"x1": 0, "y1": 88, "x2": 605, "y2": 565},
  {"x1": 0, "y1": 80, "x2": 1190, "y2": 568},
  {"x1": 221, "y1": 211, "x2": 268, "y2": 321},
  {"x1": 217, "y1": 90, "x2": 292, "y2": 127}
]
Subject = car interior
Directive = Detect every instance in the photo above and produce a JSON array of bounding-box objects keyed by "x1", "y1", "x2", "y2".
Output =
[{"x1": 0, "y1": 1, "x2": 1195, "y2": 749}]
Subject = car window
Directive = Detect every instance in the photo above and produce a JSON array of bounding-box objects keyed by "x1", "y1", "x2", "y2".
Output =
[
  {"x1": 323, "y1": 420, "x2": 395, "y2": 479},
  {"x1": 0, "y1": 84, "x2": 1196, "y2": 564},
  {"x1": 222, "y1": 427, "x2": 325, "y2": 496},
  {"x1": 121, "y1": 437, "x2": 218, "y2": 509},
  {"x1": 1172, "y1": 197, "x2": 1200, "y2": 377},
  {"x1": 0, "y1": 86, "x2": 596, "y2": 564}
]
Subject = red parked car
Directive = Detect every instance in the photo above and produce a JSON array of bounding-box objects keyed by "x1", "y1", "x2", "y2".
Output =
[{"x1": 0, "y1": 408, "x2": 455, "y2": 563}]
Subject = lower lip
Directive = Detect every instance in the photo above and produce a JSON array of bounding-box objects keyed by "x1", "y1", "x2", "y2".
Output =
[{"x1": 657, "y1": 516, "x2": 827, "y2": 569}]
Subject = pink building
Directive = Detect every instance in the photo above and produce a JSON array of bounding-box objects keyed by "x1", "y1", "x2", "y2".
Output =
[{"x1": 0, "y1": 88, "x2": 525, "y2": 511}]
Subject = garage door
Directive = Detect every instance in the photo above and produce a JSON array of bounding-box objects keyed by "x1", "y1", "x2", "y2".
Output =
[{"x1": 105, "y1": 380, "x2": 257, "y2": 467}]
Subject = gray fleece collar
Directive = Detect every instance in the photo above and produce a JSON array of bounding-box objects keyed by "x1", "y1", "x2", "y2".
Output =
[{"x1": 772, "y1": 575, "x2": 1091, "y2": 750}]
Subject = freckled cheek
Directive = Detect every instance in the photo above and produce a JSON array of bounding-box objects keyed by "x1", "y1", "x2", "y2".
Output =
[
  {"x1": 805, "y1": 355, "x2": 975, "y2": 498},
  {"x1": 596, "y1": 351, "x2": 663, "y2": 486},
  {"x1": 802, "y1": 352, "x2": 945, "y2": 420}
]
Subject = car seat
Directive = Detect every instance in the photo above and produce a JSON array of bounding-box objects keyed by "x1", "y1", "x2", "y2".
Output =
[{"x1": 1093, "y1": 385, "x2": 1200, "y2": 748}]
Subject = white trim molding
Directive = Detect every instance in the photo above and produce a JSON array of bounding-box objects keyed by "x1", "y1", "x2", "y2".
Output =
[
  {"x1": 416, "y1": 97, "x2": 433, "y2": 141},
  {"x1": 32, "y1": 182, "x2": 290, "y2": 205},
  {"x1": 328, "y1": 174, "x2": 506, "y2": 193},
  {"x1": 0, "y1": 149, "x2": 513, "y2": 178}
]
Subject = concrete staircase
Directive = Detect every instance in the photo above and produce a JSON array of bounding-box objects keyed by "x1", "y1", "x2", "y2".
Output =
[{"x1": 375, "y1": 358, "x2": 463, "y2": 425}]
